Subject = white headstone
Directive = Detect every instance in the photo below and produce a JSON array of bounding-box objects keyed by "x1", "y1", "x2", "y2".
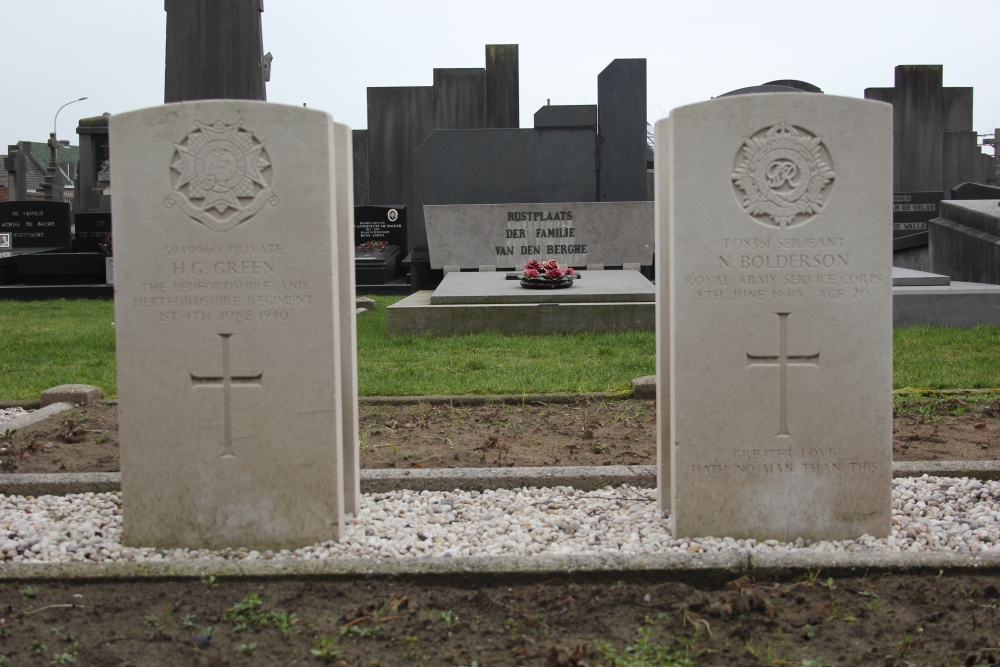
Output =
[
  {"x1": 333, "y1": 122, "x2": 361, "y2": 516},
  {"x1": 657, "y1": 94, "x2": 893, "y2": 541},
  {"x1": 111, "y1": 101, "x2": 355, "y2": 550}
]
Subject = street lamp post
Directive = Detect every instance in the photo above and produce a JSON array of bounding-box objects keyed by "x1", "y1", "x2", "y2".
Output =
[{"x1": 47, "y1": 97, "x2": 87, "y2": 202}]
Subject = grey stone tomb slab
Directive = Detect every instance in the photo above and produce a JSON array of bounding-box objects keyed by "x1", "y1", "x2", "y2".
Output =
[
  {"x1": 657, "y1": 94, "x2": 893, "y2": 541},
  {"x1": 891, "y1": 267, "x2": 950, "y2": 286},
  {"x1": 111, "y1": 100, "x2": 355, "y2": 550},
  {"x1": 430, "y1": 270, "x2": 654, "y2": 304},
  {"x1": 929, "y1": 199, "x2": 1000, "y2": 285},
  {"x1": 424, "y1": 202, "x2": 653, "y2": 270},
  {"x1": 387, "y1": 271, "x2": 655, "y2": 337}
]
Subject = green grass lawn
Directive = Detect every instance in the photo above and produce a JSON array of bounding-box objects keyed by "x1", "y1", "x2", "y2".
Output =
[
  {"x1": 893, "y1": 324, "x2": 1000, "y2": 390},
  {"x1": 0, "y1": 296, "x2": 998, "y2": 400}
]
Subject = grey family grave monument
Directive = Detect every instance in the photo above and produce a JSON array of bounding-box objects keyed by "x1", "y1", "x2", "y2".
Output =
[
  {"x1": 423, "y1": 201, "x2": 654, "y2": 271},
  {"x1": 657, "y1": 94, "x2": 893, "y2": 541},
  {"x1": 111, "y1": 100, "x2": 358, "y2": 550}
]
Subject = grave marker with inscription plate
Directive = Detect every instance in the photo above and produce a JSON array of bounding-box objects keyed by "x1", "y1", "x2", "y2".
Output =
[
  {"x1": 0, "y1": 201, "x2": 72, "y2": 248},
  {"x1": 424, "y1": 202, "x2": 653, "y2": 270},
  {"x1": 73, "y1": 213, "x2": 112, "y2": 253},
  {"x1": 354, "y1": 205, "x2": 405, "y2": 285},
  {"x1": 111, "y1": 101, "x2": 355, "y2": 550},
  {"x1": 354, "y1": 205, "x2": 407, "y2": 249},
  {"x1": 892, "y1": 192, "x2": 940, "y2": 251},
  {"x1": 657, "y1": 94, "x2": 892, "y2": 541}
]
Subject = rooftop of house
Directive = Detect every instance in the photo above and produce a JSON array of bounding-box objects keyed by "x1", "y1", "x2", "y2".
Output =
[{"x1": 5, "y1": 141, "x2": 79, "y2": 193}]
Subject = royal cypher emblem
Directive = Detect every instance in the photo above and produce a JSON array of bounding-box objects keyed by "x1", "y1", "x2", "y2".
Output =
[
  {"x1": 165, "y1": 120, "x2": 278, "y2": 232},
  {"x1": 731, "y1": 120, "x2": 835, "y2": 229}
]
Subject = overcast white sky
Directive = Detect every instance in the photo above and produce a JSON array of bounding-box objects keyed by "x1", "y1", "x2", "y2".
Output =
[{"x1": 3, "y1": 0, "x2": 998, "y2": 152}]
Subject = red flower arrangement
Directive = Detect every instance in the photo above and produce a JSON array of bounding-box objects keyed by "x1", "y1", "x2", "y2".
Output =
[
  {"x1": 357, "y1": 240, "x2": 389, "y2": 253},
  {"x1": 520, "y1": 259, "x2": 577, "y2": 289}
]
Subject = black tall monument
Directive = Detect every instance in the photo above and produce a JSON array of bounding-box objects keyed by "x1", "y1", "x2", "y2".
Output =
[{"x1": 164, "y1": 0, "x2": 267, "y2": 103}]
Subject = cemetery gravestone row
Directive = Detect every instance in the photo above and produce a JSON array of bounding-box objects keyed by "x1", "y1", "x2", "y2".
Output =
[
  {"x1": 658, "y1": 94, "x2": 893, "y2": 542},
  {"x1": 111, "y1": 101, "x2": 357, "y2": 551}
]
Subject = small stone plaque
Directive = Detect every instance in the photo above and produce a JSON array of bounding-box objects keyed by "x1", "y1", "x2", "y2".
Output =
[
  {"x1": 658, "y1": 94, "x2": 893, "y2": 542},
  {"x1": 892, "y1": 191, "x2": 940, "y2": 251},
  {"x1": 111, "y1": 101, "x2": 354, "y2": 550},
  {"x1": 0, "y1": 201, "x2": 71, "y2": 248}
]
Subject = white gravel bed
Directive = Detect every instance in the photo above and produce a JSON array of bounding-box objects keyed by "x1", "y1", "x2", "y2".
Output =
[
  {"x1": 0, "y1": 407, "x2": 28, "y2": 426},
  {"x1": 1, "y1": 475, "x2": 999, "y2": 564}
]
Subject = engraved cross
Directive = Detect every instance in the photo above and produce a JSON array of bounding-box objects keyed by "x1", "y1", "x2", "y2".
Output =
[
  {"x1": 190, "y1": 333, "x2": 263, "y2": 458},
  {"x1": 746, "y1": 312, "x2": 819, "y2": 437}
]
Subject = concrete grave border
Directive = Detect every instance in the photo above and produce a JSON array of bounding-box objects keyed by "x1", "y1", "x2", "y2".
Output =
[{"x1": 0, "y1": 549, "x2": 998, "y2": 584}]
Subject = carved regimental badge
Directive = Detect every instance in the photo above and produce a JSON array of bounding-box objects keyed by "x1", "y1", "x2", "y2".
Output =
[
  {"x1": 731, "y1": 120, "x2": 835, "y2": 229},
  {"x1": 165, "y1": 120, "x2": 278, "y2": 232}
]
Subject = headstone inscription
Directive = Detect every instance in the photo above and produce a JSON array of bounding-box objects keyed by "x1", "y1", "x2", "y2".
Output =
[
  {"x1": 0, "y1": 201, "x2": 72, "y2": 248},
  {"x1": 424, "y1": 202, "x2": 653, "y2": 270},
  {"x1": 892, "y1": 192, "x2": 940, "y2": 251},
  {"x1": 72, "y1": 213, "x2": 112, "y2": 253},
  {"x1": 658, "y1": 94, "x2": 892, "y2": 541},
  {"x1": 354, "y1": 205, "x2": 407, "y2": 249},
  {"x1": 354, "y1": 205, "x2": 406, "y2": 285},
  {"x1": 111, "y1": 101, "x2": 354, "y2": 549}
]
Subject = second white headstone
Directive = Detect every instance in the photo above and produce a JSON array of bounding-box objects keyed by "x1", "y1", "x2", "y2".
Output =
[{"x1": 657, "y1": 94, "x2": 893, "y2": 542}]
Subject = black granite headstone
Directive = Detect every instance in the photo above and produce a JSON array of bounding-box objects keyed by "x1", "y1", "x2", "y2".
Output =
[
  {"x1": 865, "y1": 65, "x2": 980, "y2": 194},
  {"x1": 485, "y1": 45, "x2": 519, "y2": 129},
  {"x1": 951, "y1": 182, "x2": 1000, "y2": 200},
  {"x1": 597, "y1": 59, "x2": 648, "y2": 202},
  {"x1": 892, "y1": 192, "x2": 941, "y2": 251},
  {"x1": 0, "y1": 202, "x2": 72, "y2": 248},
  {"x1": 717, "y1": 84, "x2": 808, "y2": 97},
  {"x1": 164, "y1": 0, "x2": 266, "y2": 103},
  {"x1": 434, "y1": 68, "x2": 486, "y2": 130},
  {"x1": 534, "y1": 105, "x2": 596, "y2": 129},
  {"x1": 762, "y1": 79, "x2": 823, "y2": 93},
  {"x1": 73, "y1": 212, "x2": 112, "y2": 253},
  {"x1": 354, "y1": 205, "x2": 407, "y2": 250},
  {"x1": 365, "y1": 86, "x2": 435, "y2": 229},
  {"x1": 355, "y1": 246, "x2": 402, "y2": 285},
  {"x1": 352, "y1": 130, "x2": 370, "y2": 206}
]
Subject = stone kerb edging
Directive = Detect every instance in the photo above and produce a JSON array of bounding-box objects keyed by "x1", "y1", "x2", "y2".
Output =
[
  {"x1": 0, "y1": 392, "x2": 633, "y2": 413},
  {"x1": 361, "y1": 392, "x2": 630, "y2": 406},
  {"x1": 1, "y1": 551, "x2": 999, "y2": 584},
  {"x1": 746, "y1": 550, "x2": 1000, "y2": 573},
  {"x1": 0, "y1": 402, "x2": 75, "y2": 435},
  {"x1": 3, "y1": 462, "x2": 1000, "y2": 498}
]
